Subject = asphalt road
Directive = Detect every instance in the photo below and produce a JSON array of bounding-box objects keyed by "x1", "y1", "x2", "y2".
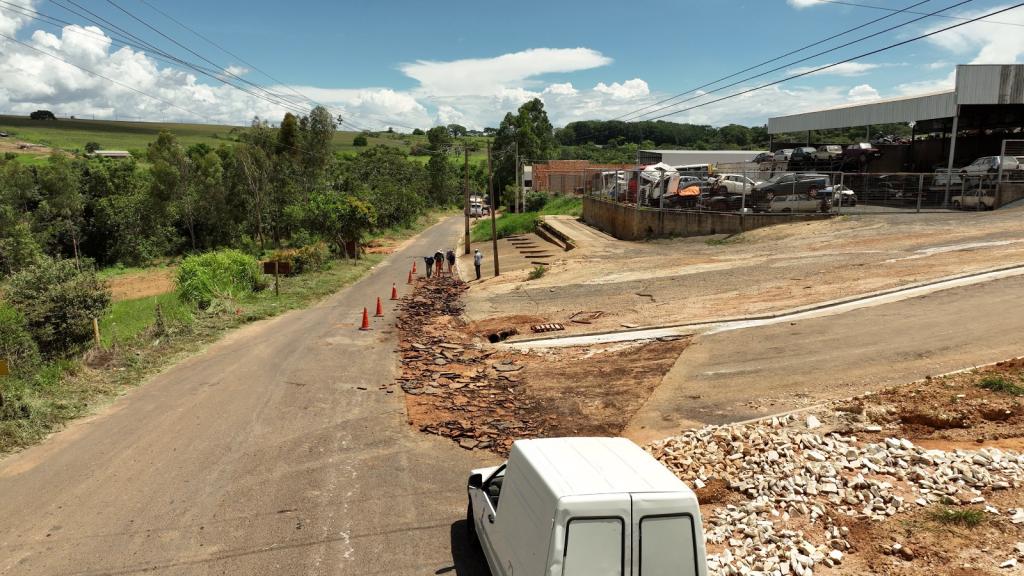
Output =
[
  {"x1": 626, "y1": 274, "x2": 1024, "y2": 443},
  {"x1": 0, "y1": 216, "x2": 494, "y2": 576}
]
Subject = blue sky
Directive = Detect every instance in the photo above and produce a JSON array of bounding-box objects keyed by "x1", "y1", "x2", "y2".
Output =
[{"x1": 1, "y1": 0, "x2": 1022, "y2": 129}]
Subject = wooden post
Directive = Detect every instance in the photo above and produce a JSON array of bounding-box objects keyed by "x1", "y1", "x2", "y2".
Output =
[
  {"x1": 92, "y1": 317, "x2": 101, "y2": 348},
  {"x1": 274, "y1": 261, "x2": 280, "y2": 297}
]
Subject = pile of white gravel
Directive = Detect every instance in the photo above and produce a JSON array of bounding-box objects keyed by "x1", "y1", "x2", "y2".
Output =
[{"x1": 647, "y1": 413, "x2": 1024, "y2": 575}]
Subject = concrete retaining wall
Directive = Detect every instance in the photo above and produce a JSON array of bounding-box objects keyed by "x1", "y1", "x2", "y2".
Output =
[
  {"x1": 996, "y1": 182, "x2": 1024, "y2": 208},
  {"x1": 582, "y1": 196, "x2": 830, "y2": 241}
]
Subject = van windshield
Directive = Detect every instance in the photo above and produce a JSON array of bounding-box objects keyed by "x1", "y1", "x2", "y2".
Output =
[
  {"x1": 563, "y1": 517, "x2": 623, "y2": 576},
  {"x1": 640, "y1": 515, "x2": 698, "y2": 576}
]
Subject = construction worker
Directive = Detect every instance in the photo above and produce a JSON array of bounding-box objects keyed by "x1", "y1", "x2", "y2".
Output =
[
  {"x1": 446, "y1": 249, "x2": 456, "y2": 276},
  {"x1": 473, "y1": 249, "x2": 483, "y2": 280},
  {"x1": 424, "y1": 255, "x2": 434, "y2": 278},
  {"x1": 434, "y1": 249, "x2": 444, "y2": 277}
]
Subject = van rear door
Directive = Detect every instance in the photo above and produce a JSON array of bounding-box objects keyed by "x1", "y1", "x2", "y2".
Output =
[
  {"x1": 631, "y1": 493, "x2": 706, "y2": 576},
  {"x1": 556, "y1": 494, "x2": 632, "y2": 576}
]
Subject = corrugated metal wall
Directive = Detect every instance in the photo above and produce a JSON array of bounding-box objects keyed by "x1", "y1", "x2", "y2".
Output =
[
  {"x1": 768, "y1": 92, "x2": 955, "y2": 134},
  {"x1": 956, "y1": 64, "x2": 1024, "y2": 105}
]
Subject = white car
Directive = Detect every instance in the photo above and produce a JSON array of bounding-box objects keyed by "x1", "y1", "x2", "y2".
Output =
[
  {"x1": 773, "y1": 148, "x2": 794, "y2": 162},
  {"x1": 814, "y1": 145, "x2": 843, "y2": 161},
  {"x1": 951, "y1": 188, "x2": 995, "y2": 210},
  {"x1": 711, "y1": 173, "x2": 758, "y2": 195},
  {"x1": 768, "y1": 193, "x2": 830, "y2": 213},
  {"x1": 960, "y1": 156, "x2": 1024, "y2": 177},
  {"x1": 467, "y1": 437, "x2": 708, "y2": 576}
]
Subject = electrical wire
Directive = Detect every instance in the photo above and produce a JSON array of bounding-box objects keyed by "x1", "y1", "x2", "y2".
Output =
[
  {"x1": 614, "y1": 0, "x2": 934, "y2": 122},
  {"x1": 643, "y1": 2, "x2": 1024, "y2": 122},
  {"x1": 817, "y1": 0, "x2": 1024, "y2": 27}
]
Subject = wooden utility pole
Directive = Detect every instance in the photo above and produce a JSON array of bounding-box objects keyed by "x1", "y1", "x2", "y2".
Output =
[
  {"x1": 487, "y1": 142, "x2": 499, "y2": 276},
  {"x1": 463, "y1": 146, "x2": 470, "y2": 255},
  {"x1": 514, "y1": 140, "x2": 520, "y2": 213}
]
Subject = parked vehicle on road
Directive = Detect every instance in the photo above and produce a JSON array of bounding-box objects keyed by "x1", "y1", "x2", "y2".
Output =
[
  {"x1": 826, "y1": 184, "x2": 858, "y2": 206},
  {"x1": 773, "y1": 148, "x2": 794, "y2": 162},
  {"x1": 467, "y1": 437, "x2": 708, "y2": 576},
  {"x1": 710, "y1": 173, "x2": 758, "y2": 195},
  {"x1": 951, "y1": 188, "x2": 995, "y2": 210},
  {"x1": 768, "y1": 193, "x2": 831, "y2": 213},
  {"x1": 814, "y1": 145, "x2": 843, "y2": 162}
]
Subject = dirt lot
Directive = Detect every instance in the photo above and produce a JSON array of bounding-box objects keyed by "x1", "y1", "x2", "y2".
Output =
[
  {"x1": 464, "y1": 209, "x2": 1024, "y2": 336},
  {"x1": 0, "y1": 139, "x2": 54, "y2": 156},
  {"x1": 394, "y1": 276, "x2": 687, "y2": 454},
  {"x1": 106, "y1": 267, "x2": 175, "y2": 301}
]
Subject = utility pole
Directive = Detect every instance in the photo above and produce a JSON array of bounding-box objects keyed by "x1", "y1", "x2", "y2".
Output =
[
  {"x1": 463, "y1": 145, "x2": 470, "y2": 255},
  {"x1": 514, "y1": 140, "x2": 520, "y2": 213},
  {"x1": 487, "y1": 142, "x2": 499, "y2": 276}
]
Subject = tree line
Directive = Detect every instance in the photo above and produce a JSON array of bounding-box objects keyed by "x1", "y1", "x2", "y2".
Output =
[{"x1": 0, "y1": 106, "x2": 477, "y2": 278}]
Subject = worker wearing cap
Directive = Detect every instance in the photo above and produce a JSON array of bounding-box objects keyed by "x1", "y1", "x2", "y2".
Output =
[{"x1": 473, "y1": 249, "x2": 483, "y2": 280}]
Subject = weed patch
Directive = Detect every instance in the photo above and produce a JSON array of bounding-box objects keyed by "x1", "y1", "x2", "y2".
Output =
[
  {"x1": 528, "y1": 265, "x2": 547, "y2": 280},
  {"x1": 929, "y1": 507, "x2": 985, "y2": 527},
  {"x1": 977, "y1": 375, "x2": 1024, "y2": 396}
]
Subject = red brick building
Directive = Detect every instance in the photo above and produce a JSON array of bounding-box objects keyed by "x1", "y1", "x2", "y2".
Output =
[{"x1": 531, "y1": 160, "x2": 635, "y2": 194}]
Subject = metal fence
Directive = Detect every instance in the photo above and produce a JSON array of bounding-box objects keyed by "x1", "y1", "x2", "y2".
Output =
[{"x1": 580, "y1": 161, "x2": 1024, "y2": 215}]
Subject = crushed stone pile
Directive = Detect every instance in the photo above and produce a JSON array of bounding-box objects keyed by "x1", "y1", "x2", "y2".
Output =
[
  {"x1": 395, "y1": 278, "x2": 545, "y2": 452},
  {"x1": 647, "y1": 413, "x2": 1024, "y2": 575}
]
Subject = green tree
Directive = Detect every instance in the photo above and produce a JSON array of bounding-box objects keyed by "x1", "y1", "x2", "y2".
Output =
[
  {"x1": 353, "y1": 134, "x2": 368, "y2": 147},
  {"x1": 412, "y1": 128, "x2": 425, "y2": 136},
  {"x1": 6, "y1": 256, "x2": 111, "y2": 357},
  {"x1": 447, "y1": 123, "x2": 467, "y2": 137},
  {"x1": 277, "y1": 112, "x2": 300, "y2": 156},
  {"x1": 492, "y1": 98, "x2": 555, "y2": 210},
  {"x1": 307, "y1": 191, "x2": 376, "y2": 260},
  {"x1": 35, "y1": 154, "x2": 85, "y2": 262},
  {"x1": 425, "y1": 126, "x2": 454, "y2": 205}
]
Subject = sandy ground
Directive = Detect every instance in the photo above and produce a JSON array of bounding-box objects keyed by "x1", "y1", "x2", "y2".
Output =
[
  {"x1": 106, "y1": 267, "x2": 176, "y2": 301},
  {"x1": 0, "y1": 139, "x2": 53, "y2": 155},
  {"x1": 464, "y1": 209, "x2": 1024, "y2": 336}
]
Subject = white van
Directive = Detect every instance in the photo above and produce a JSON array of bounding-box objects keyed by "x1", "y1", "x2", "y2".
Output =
[{"x1": 466, "y1": 437, "x2": 707, "y2": 576}]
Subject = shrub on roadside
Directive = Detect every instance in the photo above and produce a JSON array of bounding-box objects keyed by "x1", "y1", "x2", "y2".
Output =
[
  {"x1": 270, "y1": 242, "x2": 331, "y2": 276},
  {"x1": 176, "y1": 249, "x2": 266, "y2": 308},
  {"x1": 525, "y1": 191, "x2": 550, "y2": 212},
  {"x1": 0, "y1": 304, "x2": 40, "y2": 374},
  {"x1": 6, "y1": 257, "x2": 111, "y2": 358}
]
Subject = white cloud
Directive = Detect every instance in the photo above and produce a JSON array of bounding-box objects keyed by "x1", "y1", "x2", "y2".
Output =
[
  {"x1": 927, "y1": 61, "x2": 951, "y2": 70},
  {"x1": 787, "y1": 0, "x2": 823, "y2": 7},
  {"x1": 399, "y1": 48, "x2": 611, "y2": 98},
  {"x1": 923, "y1": 4, "x2": 1024, "y2": 64},
  {"x1": 543, "y1": 82, "x2": 578, "y2": 96},
  {"x1": 847, "y1": 84, "x2": 880, "y2": 102},
  {"x1": 224, "y1": 65, "x2": 249, "y2": 77},
  {"x1": 787, "y1": 61, "x2": 880, "y2": 77},
  {"x1": 593, "y1": 78, "x2": 649, "y2": 99}
]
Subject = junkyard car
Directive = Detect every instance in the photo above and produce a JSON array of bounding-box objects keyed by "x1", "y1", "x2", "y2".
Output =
[
  {"x1": 814, "y1": 145, "x2": 843, "y2": 161},
  {"x1": 768, "y1": 193, "x2": 831, "y2": 213},
  {"x1": 467, "y1": 437, "x2": 708, "y2": 576}
]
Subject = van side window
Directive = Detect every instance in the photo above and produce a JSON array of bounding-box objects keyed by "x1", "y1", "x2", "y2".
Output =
[
  {"x1": 640, "y1": 515, "x2": 698, "y2": 576},
  {"x1": 562, "y1": 517, "x2": 623, "y2": 576},
  {"x1": 484, "y1": 466, "x2": 506, "y2": 510}
]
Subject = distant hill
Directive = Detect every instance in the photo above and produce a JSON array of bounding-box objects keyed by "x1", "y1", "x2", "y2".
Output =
[{"x1": 0, "y1": 114, "x2": 429, "y2": 158}]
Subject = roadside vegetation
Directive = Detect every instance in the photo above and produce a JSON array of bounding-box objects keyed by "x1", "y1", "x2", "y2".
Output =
[
  {"x1": 471, "y1": 194, "x2": 582, "y2": 242},
  {"x1": 0, "y1": 102, "x2": 484, "y2": 454},
  {"x1": 977, "y1": 374, "x2": 1024, "y2": 396}
]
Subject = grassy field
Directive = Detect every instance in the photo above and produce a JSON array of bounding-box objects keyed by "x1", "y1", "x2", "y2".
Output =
[
  {"x1": 471, "y1": 196, "x2": 583, "y2": 242},
  {"x1": 0, "y1": 115, "x2": 489, "y2": 160}
]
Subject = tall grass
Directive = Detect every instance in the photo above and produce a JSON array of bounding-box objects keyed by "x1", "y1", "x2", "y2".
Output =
[
  {"x1": 99, "y1": 291, "x2": 192, "y2": 346},
  {"x1": 176, "y1": 249, "x2": 265, "y2": 308},
  {"x1": 471, "y1": 196, "x2": 582, "y2": 242}
]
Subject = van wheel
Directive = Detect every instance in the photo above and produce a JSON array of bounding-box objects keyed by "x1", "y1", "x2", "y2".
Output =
[{"x1": 466, "y1": 500, "x2": 478, "y2": 545}]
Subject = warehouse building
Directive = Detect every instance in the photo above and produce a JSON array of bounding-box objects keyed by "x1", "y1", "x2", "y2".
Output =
[{"x1": 767, "y1": 64, "x2": 1024, "y2": 173}]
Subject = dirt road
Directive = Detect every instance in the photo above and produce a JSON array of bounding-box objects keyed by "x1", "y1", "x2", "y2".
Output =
[
  {"x1": 626, "y1": 274, "x2": 1024, "y2": 443},
  {"x1": 0, "y1": 217, "x2": 493, "y2": 575}
]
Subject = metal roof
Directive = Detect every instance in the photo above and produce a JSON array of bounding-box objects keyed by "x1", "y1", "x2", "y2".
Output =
[
  {"x1": 511, "y1": 437, "x2": 689, "y2": 498},
  {"x1": 768, "y1": 64, "x2": 1024, "y2": 134}
]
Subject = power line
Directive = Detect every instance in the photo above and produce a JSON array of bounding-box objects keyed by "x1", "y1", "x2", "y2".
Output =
[
  {"x1": 643, "y1": 2, "x2": 1024, "y2": 122},
  {"x1": 614, "y1": 0, "x2": 934, "y2": 123},
  {"x1": 818, "y1": 0, "x2": 1024, "y2": 27},
  {"x1": 628, "y1": 0, "x2": 973, "y2": 122}
]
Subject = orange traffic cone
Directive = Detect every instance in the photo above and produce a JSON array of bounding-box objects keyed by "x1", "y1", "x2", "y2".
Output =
[
  {"x1": 412, "y1": 261, "x2": 417, "y2": 274},
  {"x1": 390, "y1": 283, "x2": 398, "y2": 300},
  {"x1": 407, "y1": 270, "x2": 413, "y2": 284},
  {"x1": 374, "y1": 297, "x2": 384, "y2": 317},
  {"x1": 359, "y1": 307, "x2": 371, "y2": 331}
]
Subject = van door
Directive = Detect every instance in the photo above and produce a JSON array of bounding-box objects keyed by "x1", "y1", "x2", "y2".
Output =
[
  {"x1": 555, "y1": 495, "x2": 631, "y2": 576},
  {"x1": 631, "y1": 493, "x2": 707, "y2": 576}
]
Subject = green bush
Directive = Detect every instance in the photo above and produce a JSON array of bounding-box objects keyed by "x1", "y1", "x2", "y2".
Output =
[
  {"x1": 0, "y1": 304, "x2": 40, "y2": 375},
  {"x1": 271, "y1": 242, "x2": 331, "y2": 275},
  {"x1": 177, "y1": 249, "x2": 266, "y2": 308},
  {"x1": 6, "y1": 257, "x2": 111, "y2": 357},
  {"x1": 525, "y1": 191, "x2": 550, "y2": 212}
]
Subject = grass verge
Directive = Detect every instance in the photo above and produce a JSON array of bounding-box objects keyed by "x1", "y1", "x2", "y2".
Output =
[
  {"x1": 471, "y1": 196, "x2": 582, "y2": 242},
  {"x1": 929, "y1": 507, "x2": 986, "y2": 527}
]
